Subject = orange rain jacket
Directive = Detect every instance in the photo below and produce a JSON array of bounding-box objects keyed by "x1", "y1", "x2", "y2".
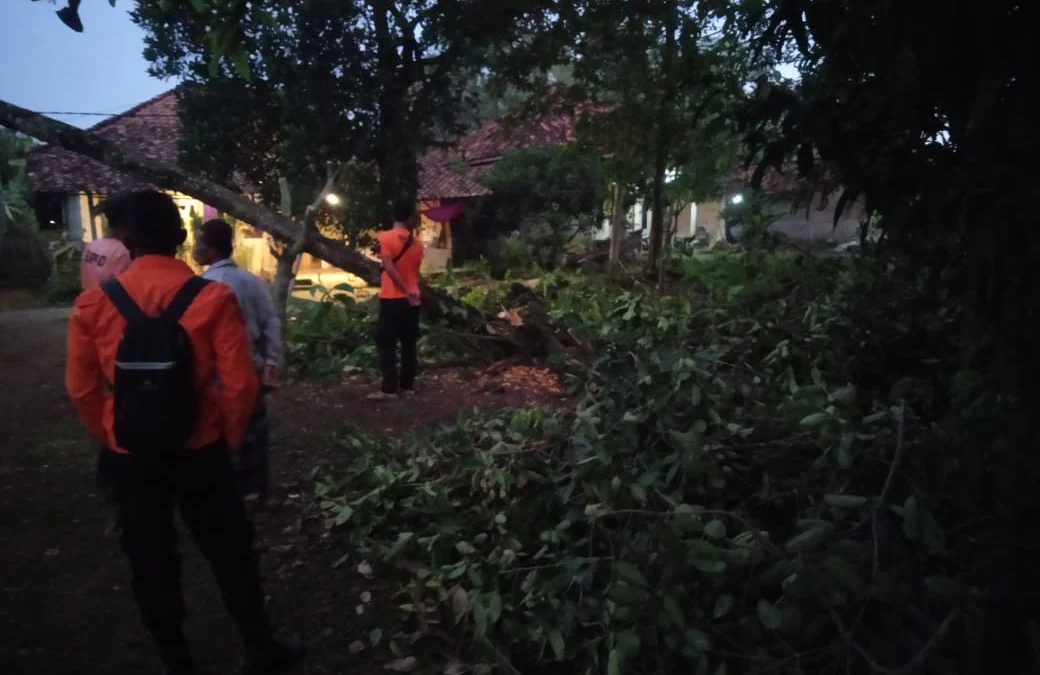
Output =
[{"x1": 66, "y1": 255, "x2": 259, "y2": 453}]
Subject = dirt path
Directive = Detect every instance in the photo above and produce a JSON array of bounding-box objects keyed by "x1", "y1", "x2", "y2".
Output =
[{"x1": 0, "y1": 308, "x2": 560, "y2": 675}]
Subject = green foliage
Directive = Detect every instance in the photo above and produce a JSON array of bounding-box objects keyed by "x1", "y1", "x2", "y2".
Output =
[
  {"x1": 481, "y1": 146, "x2": 606, "y2": 271},
  {"x1": 286, "y1": 287, "x2": 474, "y2": 379},
  {"x1": 285, "y1": 290, "x2": 379, "y2": 378},
  {"x1": 318, "y1": 248, "x2": 985, "y2": 673},
  {"x1": 41, "y1": 250, "x2": 80, "y2": 303}
]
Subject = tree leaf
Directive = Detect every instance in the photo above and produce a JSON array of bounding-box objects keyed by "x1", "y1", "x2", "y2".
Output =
[
  {"x1": 704, "y1": 519, "x2": 727, "y2": 539},
  {"x1": 663, "y1": 595, "x2": 685, "y2": 627},
  {"x1": 757, "y1": 599, "x2": 784, "y2": 631},
  {"x1": 385, "y1": 532, "x2": 414, "y2": 561},
  {"x1": 615, "y1": 631, "x2": 641, "y2": 658},
  {"x1": 685, "y1": 628, "x2": 711, "y2": 652},
  {"x1": 823, "y1": 555, "x2": 863, "y2": 593},
  {"x1": 831, "y1": 385, "x2": 857, "y2": 405},
  {"x1": 836, "y1": 433, "x2": 855, "y2": 469},
  {"x1": 615, "y1": 561, "x2": 649, "y2": 587},
  {"x1": 799, "y1": 412, "x2": 830, "y2": 429},
  {"x1": 473, "y1": 594, "x2": 488, "y2": 636},
  {"x1": 784, "y1": 522, "x2": 833, "y2": 553},
  {"x1": 384, "y1": 657, "x2": 419, "y2": 672},
  {"x1": 547, "y1": 628, "x2": 566, "y2": 660},
  {"x1": 824, "y1": 494, "x2": 868, "y2": 509},
  {"x1": 335, "y1": 504, "x2": 355, "y2": 525},
  {"x1": 694, "y1": 559, "x2": 727, "y2": 574},
  {"x1": 609, "y1": 583, "x2": 650, "y2": 605},
  {"x1": 607, "y1": 648, "x2": 622, "y2": 675},
  {"x1": 713, "y1": 594, "x2": 734, "y2": 619},
  {"x1": 487, "y1": 592, "x2": 503, "y2": 624},
  {"x1": 451, "y1": 586, "x2": 469, "y2": 623},
  {"x1": 369, "y1": 628, "x2": 384, "y2": 646}
]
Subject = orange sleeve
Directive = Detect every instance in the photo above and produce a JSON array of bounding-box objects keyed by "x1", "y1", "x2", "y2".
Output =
[
  {"x1": 378, "y1": 231, "x2": 395, "y2": 258},
  {"x1": 65, "y1": 296, "x2": 107, "y2": 442},
  {"x1": 212, "y1": 289, "x2": 260, "y2": 452}
]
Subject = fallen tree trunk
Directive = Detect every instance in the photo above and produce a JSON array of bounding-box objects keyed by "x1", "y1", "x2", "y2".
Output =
[
  {"x1": 0, "y1": 98, "x2": 485, "y2": 323},
  {"x1": 1, "y1": 98, "x2": 380, "y2": 281}
]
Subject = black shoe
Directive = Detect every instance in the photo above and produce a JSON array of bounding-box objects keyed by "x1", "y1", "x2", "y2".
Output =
[{"x1": 242, "y1": 634, "x2": 306, "y2": 675}]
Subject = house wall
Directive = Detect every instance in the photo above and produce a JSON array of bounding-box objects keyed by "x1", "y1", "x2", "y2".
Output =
[
  {"x1": 593, "y1": 198, "x2": 700, "y2": 242},
  {"x1": 418, "y1": 200, "x2": 453, "y2": 274},
  {"x1": 63, "y1": 193, "x2": 97, "y2": 242},
  {"x1": 707, "y1": 188, "x2": 867, "y2": 244},
  {"x1": 63, "y1": 194, "x2": 85, "y2": 242},
  {"x1": 767, "y1": 195, "x2": 865, "y2": 242}
]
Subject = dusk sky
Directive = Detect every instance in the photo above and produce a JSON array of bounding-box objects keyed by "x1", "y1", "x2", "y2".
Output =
[{"x1": 0, "y1": 1, "x2": 176, "y2": 129}]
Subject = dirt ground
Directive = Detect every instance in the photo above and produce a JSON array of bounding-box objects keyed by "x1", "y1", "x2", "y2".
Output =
[{"x1": 0, "y1": 308, "x2": 562, "y2": 675}]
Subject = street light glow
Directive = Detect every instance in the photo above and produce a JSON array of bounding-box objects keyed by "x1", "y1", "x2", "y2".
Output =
[
  {"x1": 730, "y1": 194, "x2": 745, "y2": 205},
  {"x1": 325, "y1": 193, "x2": 341, "y2": 206}
]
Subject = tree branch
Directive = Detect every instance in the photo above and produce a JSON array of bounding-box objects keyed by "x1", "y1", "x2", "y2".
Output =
[{"x1": 0, "y1": 97, "x2": 380, "y2": 286}]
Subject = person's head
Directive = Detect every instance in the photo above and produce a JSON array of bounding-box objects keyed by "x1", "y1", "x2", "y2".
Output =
[
  {"x1": 391, "y1": 197, "x2": 418, "y2": 230},
  {"x1": 193, "y1": 218, "x2": 234, "y2": 267},
  {"x1": 120, "y1": 190, "x2": 187, "y2": 257},
  {"x1": 99, "y1": 191, "x2": 133, "y2": 241}
]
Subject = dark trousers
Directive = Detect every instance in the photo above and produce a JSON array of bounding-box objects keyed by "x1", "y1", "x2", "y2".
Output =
[
  {"x1": 377, "y1": 298, "x2": 420, "y2": 394},
  {"x1": 99, "y1": 444, "x2": 273, "y2": 669},
  {"x1": 237, "y1": 392, "x2": 271, "y2": 497}
]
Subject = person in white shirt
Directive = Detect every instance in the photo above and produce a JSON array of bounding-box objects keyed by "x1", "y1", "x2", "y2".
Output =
[{"x1": 194, "y1": 219, "x2": 282, "y2": 510}]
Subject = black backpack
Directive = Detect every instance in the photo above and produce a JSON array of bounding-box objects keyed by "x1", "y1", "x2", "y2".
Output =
[{"x1": 101, "y1": 277, "x2": 211, "y2": 454}]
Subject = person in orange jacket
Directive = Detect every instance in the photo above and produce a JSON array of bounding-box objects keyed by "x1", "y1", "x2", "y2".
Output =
[{"x1": 65, "y1": 190, "x2": 304, "y2": 675}]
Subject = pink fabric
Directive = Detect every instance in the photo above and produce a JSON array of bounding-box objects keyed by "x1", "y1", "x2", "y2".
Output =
[
  {"x1": 81, "y1": 238, "x2": 132, "y2": 291},
  {"x1": 203, "y1": 204, "x2": 218, "y2": 220},
  {"x1": 422, "y1": 201, "x2": 464, "y2": 223}
]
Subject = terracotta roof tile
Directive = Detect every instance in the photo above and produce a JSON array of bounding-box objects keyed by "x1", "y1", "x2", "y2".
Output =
[
  {"x1": 418, "y1": 155, "x2": 490, "y2": 200},
  {"x1": 27, "y1": 90, "x2": 181, "y2": 193},
  {"x1": 417, "y1": 105, "x2": 590, "y2": 201}
]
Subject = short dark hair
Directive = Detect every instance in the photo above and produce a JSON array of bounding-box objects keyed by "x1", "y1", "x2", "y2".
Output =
[
  {"x1": 122, "y1": 190, "x2": 185, "y2": 256},
  {"x1": 391, "y1": 197, "x2": 416, "y2": 225},
  {"x1": 99, "y1": 192, "x2": 133, "y2": 230},
  {"x1": 198, "y1": 218, "x2": 234, "y2": 259}
]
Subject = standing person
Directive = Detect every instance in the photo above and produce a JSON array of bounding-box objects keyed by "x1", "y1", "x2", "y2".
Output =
[
  {"x1": 370, "y1": 198, "x2": 425, "y2": 401},
  {"x1": 193, "y1": 218, "x2": 282, "y2": 510},
  {"x1": 81, "y1": 192, "x2": 133, "y2": 291},
  {"x1": 84, "y1": 193, "x2": 133, "y2": 506},
  {"x1": 65, "y1": 190, "x2": 304, "y2": 675}
]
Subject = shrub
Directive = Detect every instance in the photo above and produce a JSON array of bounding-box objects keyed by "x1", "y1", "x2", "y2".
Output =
[{"x1": 318, "y1": 248, "x2": 985, "y2": 674}]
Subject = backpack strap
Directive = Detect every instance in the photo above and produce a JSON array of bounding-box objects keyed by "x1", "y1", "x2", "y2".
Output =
[
  {"x1": 392, "y1": 232, "x2": 415, "y2": 264},
  {"x1": 101, "y1": 279, "x2": 146, "y2": 323},
  {"x1": 163, "y1": 277, "x2": 212, "y2": 324}
]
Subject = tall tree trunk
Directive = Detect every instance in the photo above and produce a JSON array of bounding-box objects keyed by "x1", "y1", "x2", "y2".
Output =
[
  {"x1": 608, "y1": 182, "x2": 626, "y2": 277},
  {"x1": 647, "y1": 11, "x2": 677, "y2": 273},
  {"x1": 270, "y1": 177, "x2": 296, "y2": 320}
]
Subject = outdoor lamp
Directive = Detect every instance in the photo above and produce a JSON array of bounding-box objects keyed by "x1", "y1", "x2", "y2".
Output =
[
  {"x1": 730, "y1": 194, "x2": 745, "y2": 205},
  {"x1": 325, "y1": 193, "x2": 342, "y2": 206},
  {"x1": 57, "y1": 0, "x2": 84, "y2": 33}
]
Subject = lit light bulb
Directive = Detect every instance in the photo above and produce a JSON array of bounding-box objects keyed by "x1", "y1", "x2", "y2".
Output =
[
  {"x1": 730, "y1": 194, "x2": 745, "y2": 205},
  {"x1": 325, "y1": 193, "x2": 341, "y2": 206}
]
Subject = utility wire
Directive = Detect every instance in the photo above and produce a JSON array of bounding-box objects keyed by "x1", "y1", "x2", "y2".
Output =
[{"x1": 33, "y1": 111, "x2": 179, "y2": 118}]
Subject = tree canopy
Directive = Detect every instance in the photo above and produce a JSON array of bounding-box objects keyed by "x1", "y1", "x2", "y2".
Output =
[
  {"x1": 741, "y1": 1, "x2": 1040, "y2": 670},
  {"x1": 131, "y1": 0, "x2": 558, "y2": 232}
]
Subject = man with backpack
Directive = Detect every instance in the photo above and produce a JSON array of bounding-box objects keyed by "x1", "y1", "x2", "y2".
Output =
[
  {"x1": 193, "y1": 218, "x2": 282, "y2": 511},
  {"x1": 65, "y1": 190, "x2": 304, "y2": 675},
  {"x1": 369, "y1": 198, "x2": 425, "y2": 401}
]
